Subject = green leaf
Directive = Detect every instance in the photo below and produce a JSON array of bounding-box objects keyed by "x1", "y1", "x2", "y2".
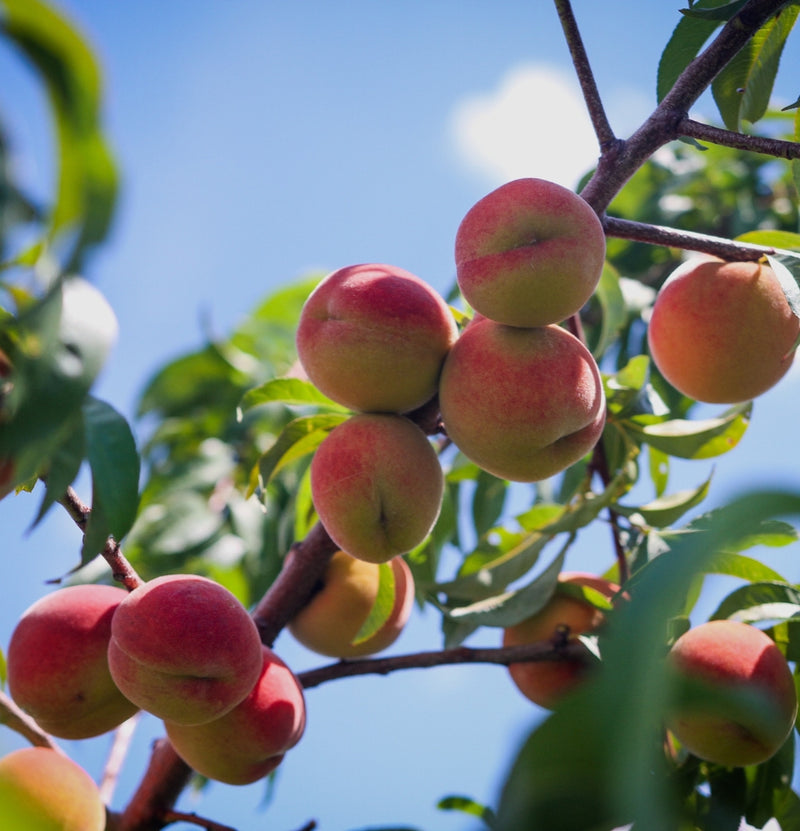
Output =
[
  {"x1": 711, "y1": 6, "x2": 799, "y2": 130},
  {"x1": 471, "y1": 470, "x2": 507, "y2": 539},
  {"x1": 648, "y1": 446, "x2": 670, "y2": 498},
  {"x1": 703, "y1": 550, "x2": 786, "y2": 583},
  {"x1": 443, "y1": 543, "x2": 567, "y2": 628},
  {"x1": 589, "y1": 262, "x2": 626, "y2": 359},
  {"x1": 351, "y1": 561, "x2": 396, "y2": 646},
  {"x1": 709, "y1": 581, "x2": 800, "y2": 623},
  {"x1": 736, "y1": 229, "x2": 800, "y2": 251},
  {"x1": 81, "y1": 397, "x2": 140, "y2": 560},
  {"x1": 680, "y1": 0, "x2": 748, "y2": 20},
  {"x1": 767, "y1": 251, "x2": 800, "y2": 323},
  {"x1": 658, "y1": 0, "x2": 729, "y2": 102},
  {"x1": 30, "y1": 417, "x2": 86, "y2": 528},
  {"x1": 0, "y1": 0, "x2": 118, "y2": 268},
  {"x1": 257, "y1": 412, "x2": 348, "y2": 486},
  {"x1": 437, "y1": 795, "x2": 497, "y2": 829},
  {"x1": 614, "y1": 472, "x2": 712, "y2": 527},
  {"x1": 625, "y1": 402, "x2": 751, "y2": 459},
  {"x1": 240, "y1": 377, "x2": 346, "y2": 412}
]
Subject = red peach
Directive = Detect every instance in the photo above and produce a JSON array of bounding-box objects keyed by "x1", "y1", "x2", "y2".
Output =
[
  {"x1": 455, "y1": 178, "x2": 606, "y2": 327},
  {"x1": 296, "y1": 263, "x2": 458, "y2": 413},
  {"x1": 108, "y1": 574, "x2": 263, "y2": 725},
  {"x1": 7, "y1": 584, "x2": 138, "y2": 739},
  {"x1": 288, "y1": 551, "x2": 415, "y2": 658},
  {"x1": 165, "y1": 645, "x2": 305, "y2": 785},
  {"x1": 439, "y1": 318, "x2": 606, "y2": 482},
  {"x1": 502, "y1": 572, "x2": 621, "y2": 710},
  {"x1": 310, "y1": 413, "x2": 444, "y2": 563},
  {"x1": 0, "y1": 746, "x2": 106, "y2": 831},
  {"x1": 647, "y1": 256, "x2": 799, "y2": 403},
  {"x1": 666, "y1": 619, "x2": 798, "y2": 766}
]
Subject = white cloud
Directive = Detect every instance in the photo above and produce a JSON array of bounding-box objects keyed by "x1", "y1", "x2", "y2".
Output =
[{"x1": 449, "y1": 63, "x2": 651, "y2": 190}]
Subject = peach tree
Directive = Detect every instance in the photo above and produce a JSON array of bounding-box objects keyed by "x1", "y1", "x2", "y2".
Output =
[{"x1": 2, "y1": 0, "x2": 800, "y2": 829}]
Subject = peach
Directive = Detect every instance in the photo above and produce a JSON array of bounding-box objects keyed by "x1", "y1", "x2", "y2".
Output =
[
  {"x1": 455, "y1": 178, "x2": 606, "y2": 327},
  {"x1": 296, "y1": 263, "x2": 458, "y2": 413},
  {"x1": 647, "y1": 256, "x2": 799, "y2": 403},
  {"x1": 108, "y1": 574, "x2": 263, "y2": 725},
  {"x1": 666, "y1": 619, "x2": 798, "y2": 767},
  {"x1": 165, "y1": 645, "x2": 305, "y2": 785},
  {"x1": 288, "y1": 550, "x2": 415, "y2": 658},
  {"x1": 7, "y1": 584, "x2": 139, "y2": 739},
  {"x1": 439, "y1": 318, "x2": 605, "y2": 482},
  {"x1": 310, "y1": 413, "x2": 444, "y2": 563},
  {"x1": 502, "y1": 572, "x2": 621, "y2": 710},
  {"x1": 0, "y1": 747, "x2": 106, "y2": 831}
]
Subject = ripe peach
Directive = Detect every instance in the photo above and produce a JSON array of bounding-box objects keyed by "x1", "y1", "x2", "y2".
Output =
[
  {"x1": 7, "y1": 584, "x2": 138, "y2": 739},
  {"x1": 647, "y1": 256, "x2": 799, "y2": 403},
  {"x1": 165, "y1": 645, "x2": 305, "y2": 785},
  {"x1": 108, "y1": 574, "x2": 263, "y2": 725},
  {"x1": 0, "y1": 746, "x2": 106, "y2": 831},
  {"x1": 296, "y1": 263, "x2": 458, "y2": 413},
  {"x1": 502, "y1": 572, "x2": 621, "y2": 710},
  {"x1": 666, "y1": 619, "x2": 798, "y2": 767},
  {"x1": 455, "y1": 178, "x2": 606, "y2": 328},
  {"x1": 288, "y1": 550, "x2": 415, "y2": 658},
  {"x1": 439, "y1": 318, "x2": 605, "y2": 482},
  {"x1": 310, "y1": 413, "x2": 444, "y2": 563}
]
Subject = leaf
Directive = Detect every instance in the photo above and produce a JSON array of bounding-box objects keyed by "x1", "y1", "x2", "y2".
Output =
[
  {"x1": 443, "y1": 543, "x2": 567, "y2": 629},
  {"x1": 351, "y1": 561, "x2": 395, "y2": 646},
  {"x1": 81, "y1": 397, "x2": 140, "y2": 560},
  {"x1": 736, "y1": 230, "x2": 800, "y2": 251},
  {"x1": 658, "y1": 0, "x2": 730, "y2": 102},
  {"x1": 437, "y1": 795, "x2": 497, "y2": 829},
  {"x1": 767, "y1": 251, "x2": 800, "y2": 323},
  {"x1": 471, "y1": 470, "x2": 507, "y2": 539},
  {"x1": 625, "y1": 402, "x2": 751, "y2": 459},
  {"x1": 257, "y1": 412, "x2": 348, "y2": 487},
  {"x1": 680, "y1": 0, "x2": 749, "y2": 20},
  {"x1": 0, "y1": 0, "x2": 118, "y2": 268},
  {"x1": 614, "y1": 472, "x2": 712, "y2": 527},
  {"x1": 711, "y1": 6, "x2": 799, "y2": 130},
  {"x1": 589, "y1": 262, "x2": 626, "y2": 360},
  {"x1": 240, "y1": 377, "x2": 346, "y2": 412},
  {"x1": 709, "y1": 581, "x2": 800, "y2": 623}
]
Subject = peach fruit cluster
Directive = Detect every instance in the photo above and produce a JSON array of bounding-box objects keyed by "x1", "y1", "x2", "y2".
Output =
[
  {"x1": 503, "y1": 575, "x2": 797, "y2": 767},
  {"x1": 5, "y1": 575, "x2": 306, "y2": 794}
]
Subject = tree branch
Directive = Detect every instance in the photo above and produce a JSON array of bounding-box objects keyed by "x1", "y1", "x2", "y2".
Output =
[
  {"x1": 603, "y1": 215, "x2": 778, "y2": 262},
  {"x1": 554, "y1": 0, "x2": 617, "y2": 149},
  {"x1": 679, "y1": 117, "x2": 800, "y2": 160},
  {"x1": 297, "y1": 639, "x2": 591, "y2": 690},
  {"x1": 0, "y1": 688, "x2": 62, "y2": 751}
]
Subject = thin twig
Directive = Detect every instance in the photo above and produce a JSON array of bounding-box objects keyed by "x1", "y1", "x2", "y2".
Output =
[
  {"x1": 0, "y1": 688, "x2": 62, "y2": 751},
  {"x1": 297, "y1": 639, "x2": 591, "y2": 690},
  {"x1": 554, "y1": 0, "x2": 617, "y2": 149},
  {"x1": 679, "y1": 118, "x2": 800, "y2": 160},
  {"x1": 99, "y1": 713, "x2": 141, "y2": 804},
  {"x1": 603, "y1": 216, "x2": 776, "y2": 262},
  {"x1": 160, "y1": 811, "x2": 238, "y2": 831}
]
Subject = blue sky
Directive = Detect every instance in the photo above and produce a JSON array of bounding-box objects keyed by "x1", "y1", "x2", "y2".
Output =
[{"x1": 1, "y1": 3, "x2": 799, "y2": 830}]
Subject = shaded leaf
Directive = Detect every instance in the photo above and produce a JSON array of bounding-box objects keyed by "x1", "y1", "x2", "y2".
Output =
[
  {"x1": 709, "y1": 581, "x2": 800, "y2": 623},
  {"x1": 351, "y1": 561, "x2": 395, "y2": 646},
  {"x1": 614, "y1": 472, "x2": 712, "y2": 527},
  {"x1": 240, "y1": 377, "x2": 346, "y2": 412},
  {"x1": 438, "y1": 795, "x2": 497, "y2": 829}
]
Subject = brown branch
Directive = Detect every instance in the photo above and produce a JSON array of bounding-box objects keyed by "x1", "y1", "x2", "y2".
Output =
[
  {"x1": 579, "y1": 0, "x2": 790, "y2": 213},
  {"x1": 99, "y1": 713, "x2": 140, "y2": 805},
  {"x1": 160, "y1": 811, "x2": 238, "y2": 831},
  {"x1": 554, "y1": 0, "x2": 616, "y2": 149},
  {"x1": 679, "y1": 117, "x2": 800, "y2": 160},
  {"x1": 58, "y1": 486, "x2": 144, "y2": 591},
  {"x1": 297, "y1": 639, "x2": 591, "y2": 690},
  {"x1": 603, "y1": 216, "x2": 776, "y2": 262},
  {"x1": 0, "y1": 688, "x2": 62, "y2": 751},
  {"x1": 252, "y1": 521, "x2": 338, "y2": 646}
]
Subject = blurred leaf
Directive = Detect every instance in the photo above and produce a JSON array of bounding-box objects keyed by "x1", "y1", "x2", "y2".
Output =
[
  {"x1": 351, "y1": 561, "x2": 395, "y2": 646},
  {"x1": 709, "y1": 581, "x2": 800, "y2": 623},
  {"x1": 702, "y1": 550, "x2": 785, "y2": 583},
  {"x1": 625, "y1": 402, "x2": 751, "y2": 459},
  {"x1": 736, "y1": 230, "x2": 800, "y2": 251},
  {"x1": 614, "y1": 472, "x2": 712, "y2": 527},
  {"x1": 680, "y1": 0, "x2": 748, "y2": 20},
  {"x1": 648, "y1": 446, "x2": 670, "y2": 497},
  {"x1": 711, "y1": 6, "x2": 799, "y2": 130},
  {"x1": 256, "y1": 412, "x2": 348, "y2": 487},
  {"x1": 496, "y1": 490, "x2": 800, "y2": 831},
  {"x1": 81, "y1": 397, "x2": 140, "y2": 560},
  {"x1": 0, "y1": 0, "x2": 118, "y2": 268},
  {"x1": 589, "y1": 261, "x2": 626, "y2": 359},
  {"x1": 29, "y1": 416, "x2": 85, "y2": 527},
  {"x1": 745, "y1": 734, "x2": 796, "y2": 828},
  {"x1": 240, "y1": 377, "x2": 346, "y2": 412},
  {"x1": 437, "y1": 795, "x2": 497, "y2": 829},
  {"x1": 472, "y1": 470, "x2": 507, "y2": 540}
]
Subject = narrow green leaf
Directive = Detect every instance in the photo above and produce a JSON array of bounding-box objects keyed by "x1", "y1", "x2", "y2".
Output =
[
  {"x1": 648, "y1": 446, "x2": 670, "y2": 498},
  {"x1": 710, "y1": 581, "x2": 800, "y2": 623},
  {"x1": 438, "y1": 795, "x2": 497, "y2": 828},
  {"x1": 736, "y1": 229, "x2": 800, "y2": 251},
  {"x1": 680, "y1": 0, "x2": 748, "y2": 20},
  {"x1": 589, "y1": 262, "x2": 626, "y2": 359},
  {"x1": 767, "y1": 252, "x2": 800, "y2": 321},
  {"x1": 30, "y1": 418, "x2": 86, "y2": 528},
  {"x1": 614, "y1": 472, "x2": 712, "y2": 527},
  {"x1": 257, "y1": 412, "x2": 348, "y2": 486},
  {"x1": 625, "y1": 402, "x2": 751, "y2": 459},
  {"x1": 703, "y1": 550, "x2": 785, "y2": 583},
  {"x1": 81, "y1": 397, "x2": 140, "y2": 560},
  {"x1": 351, "y1": 561, "x2": 396, "y2": 646},
  {"x1": 472, "y1": 470, "x2": 507, "y2": 539},
  {"x1": 240, "y1": 377, "x2": 346, "y2": 412}
]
